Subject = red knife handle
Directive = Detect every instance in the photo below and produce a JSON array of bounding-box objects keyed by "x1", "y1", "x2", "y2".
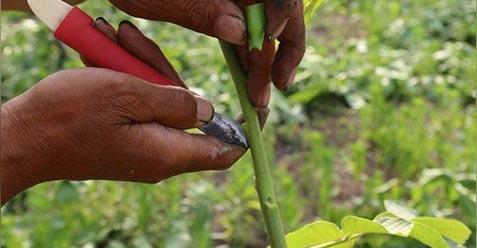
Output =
[{"x1": 54, "y1": 7, "x2": 173, "y2": 86}]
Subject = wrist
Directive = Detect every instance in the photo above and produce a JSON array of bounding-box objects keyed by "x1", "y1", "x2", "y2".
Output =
[{"x1": 1, "y1": 99, "x2": 48, "y2": 204}]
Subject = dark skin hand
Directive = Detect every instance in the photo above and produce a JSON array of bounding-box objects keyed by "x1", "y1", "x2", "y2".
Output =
[
  {"x1": 3, "y1": 0, "x2": 305, "y2": 118},
  {"x1": 1, "y1": 19, "x2": 245, "y2": 205},
  {"x1": 1, "y1": 0, "x2": 305, "y2": 204},
  {"x1": 107, "y1": 0, "x2": 306, "y2": 111}
]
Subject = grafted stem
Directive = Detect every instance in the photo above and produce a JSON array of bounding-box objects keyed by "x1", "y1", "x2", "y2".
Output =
[
  {"x1": 219, "y1": 41, "x2": 287, "y2": 248},
  {"x1": 245, "y1": 3, "x2": 267, "y2": 51}
]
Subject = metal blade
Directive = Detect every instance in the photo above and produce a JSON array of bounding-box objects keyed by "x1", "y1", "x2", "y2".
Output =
[
  {"x1": 27, "y1": 0, "x2": 72, "y2": 31},
  {"x1": 199, "y1": 112, "x2": 248, "y2": 148}
]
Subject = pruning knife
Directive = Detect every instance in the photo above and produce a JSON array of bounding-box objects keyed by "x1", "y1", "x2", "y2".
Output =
[{"x1": 27, "y1": 0, "x2": 248, "y2": 148}]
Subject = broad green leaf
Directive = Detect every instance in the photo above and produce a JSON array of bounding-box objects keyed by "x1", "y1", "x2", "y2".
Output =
[
  {"x1": 409, "y1": 222, "x2": 448, "y2": 248},
  {"x1": 412, "y1": 217, "x2": 471, "y2": 244},
  {"x1": 384, "y1": 200, "x2": 417, "y2": 220},
  {"x1": 341, "y1": 216, "x2": 388, "y2": 236},
  {"x1": 374, "y1": 212, "x2": 414, "y2": 236},
  {"x1": 285, "y1": 221, "x2": 353, "y2": 248}
]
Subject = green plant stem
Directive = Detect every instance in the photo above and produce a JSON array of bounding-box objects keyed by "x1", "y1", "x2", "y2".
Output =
[
  {"x1": 219, "y1": 40, "x2": 288, "y2": 248},
  {"x1": 245, "y1": 3, "x2": 266, "y2": 51}
]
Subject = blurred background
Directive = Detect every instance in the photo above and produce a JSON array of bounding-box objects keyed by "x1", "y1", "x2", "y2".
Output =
[{"x1": 1, "y1": 0, "x2": 476, "y2": 247}]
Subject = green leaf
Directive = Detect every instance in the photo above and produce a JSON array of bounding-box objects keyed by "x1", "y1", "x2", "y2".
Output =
[
  {"x1": 409, "y1": 222, "x2": 449, "y2": 248},
  {"x1": 384, "y1": 200, "x2": 418, "y2": 220},
  {"x1": 285, "y1": 221, "x2": 352, "y2": 248},
  {"x1": 412, "y1": 217, "x2": 471, "y2": 244},
  {"x1": 374, "y1": 212, "x2": 414, "y2": 236},
  {"x1": 341, "y1": 216, "x2": 388, "y2": 236}
]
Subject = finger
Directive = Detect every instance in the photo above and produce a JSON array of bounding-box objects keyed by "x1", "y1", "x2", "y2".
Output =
[
  {"x1": 81, "y1": 17, "x2": 118, "y2": 67},
  {"x1": 233, "y1": 40, "x2": 275, "y2": 108},
  {"x1": 117, "y1": 21, "x2": 186, "y2": 88},
  {"x1": 94, "y1": 17, "x2": 118, "y2": 41},
  {"x1": 232, "y1": 1, "x2": 275, "y2": 108},
  {"x1": 134, "y1": 84, "x2": 213, "y2": 128},
  {"x1": 122, "y1": 124, "x2": 246, "y2": 182},
  {"x1": 271, "y1": 2, "x2": 305, "y2": 90},
  {"x1": 264, "y1": 0, "x2": 297, "y2": 40},
  {"x1": 246, "y1": 40, "x2": 275, "y2": 108},
  {"x1": 108, "y1": 74, "x2": 213, "y2": 128},
  {"x1": 162, "y1": 131, "x2": 246, "y2": 174},
  {"x1": 108, "y1": 0, "x2": 246, "y2": 45}
]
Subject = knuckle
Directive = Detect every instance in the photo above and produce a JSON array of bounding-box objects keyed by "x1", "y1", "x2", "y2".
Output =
[
  {"x1": 114, "y1": 87, "x2": 143, "y2": 107},
  {"x1": 98, "y1": 72, "x2": 130, "y2": 94},
  {"x1": 183, "y1": 0, "x2": 216, "y2": 31},
  {"x1": 99, "y1": 78, "x2": 145, "y2": 117},
  {"x1": 27, "y1": 69, "x2": 84, "y2": 103},
  {"x1": 165, "y1": 87, "x2": 197, "y2": 126},
  {"x1": 176, "y1": 89, "x2": 196, "y2": 109},
  {"x1": 36, "y1": 69, "x2": 76, "y2": 89}
]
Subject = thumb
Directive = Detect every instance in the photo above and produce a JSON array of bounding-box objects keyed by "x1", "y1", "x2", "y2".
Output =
[
  {"x1": 108, "y1": 0, "x2": 246, "y2": 45},
  {"x1": 114, "y1": 77, "x2": 214, "y2": 129},
  {"x1": 117, "y1": 123, "x2": 246, "y2": 183}
]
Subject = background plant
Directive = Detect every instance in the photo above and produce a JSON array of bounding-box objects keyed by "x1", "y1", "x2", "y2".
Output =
[
  {"x1": 284, "y1": 200, "x2": 471, "y2": 248},
  {"x1": 1, "y1": 0, "x2": 476, "y2": 247}
]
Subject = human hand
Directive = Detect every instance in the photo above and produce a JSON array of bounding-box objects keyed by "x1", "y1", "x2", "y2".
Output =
[
  {"x1": 5, "y1": 0, "x2": 304, "y2": 121},
  {"x1": 0, "y1": 68, "x2": 245, "y2": 204},
  {"x1": 80, "y1": 18, "x2": 187, "y2": 88},
  {"x1": 107, "y1": 0, "x2": 305, "y2": 116}
]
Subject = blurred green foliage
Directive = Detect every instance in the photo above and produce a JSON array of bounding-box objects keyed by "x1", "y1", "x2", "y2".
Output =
[{"x1": 1, "y1": 0, "x2": 475, "y2": 247}]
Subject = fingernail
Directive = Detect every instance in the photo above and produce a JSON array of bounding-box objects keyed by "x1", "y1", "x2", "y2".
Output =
[
  {"x1": 267, "y1": 19, "x2": 289, "y2": 41},
  {"x1": 94, "y1": 17, "x2": 109, "y2": 27},
  {"x1": 286, "y1": 69, "x2": 297, "y2": 89},
  {"x1": 194, "y1": 96, "x2": 214, "y2": 125},
  {"x1": 119, "y1": 20, "x2": 136, "y2": 29},
  {"x1": 215, "y1": 15, "x2": 246, "y2": 45},
  {"x1": 95, "y1": 17, "x2": 107, "y2": 23}
]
